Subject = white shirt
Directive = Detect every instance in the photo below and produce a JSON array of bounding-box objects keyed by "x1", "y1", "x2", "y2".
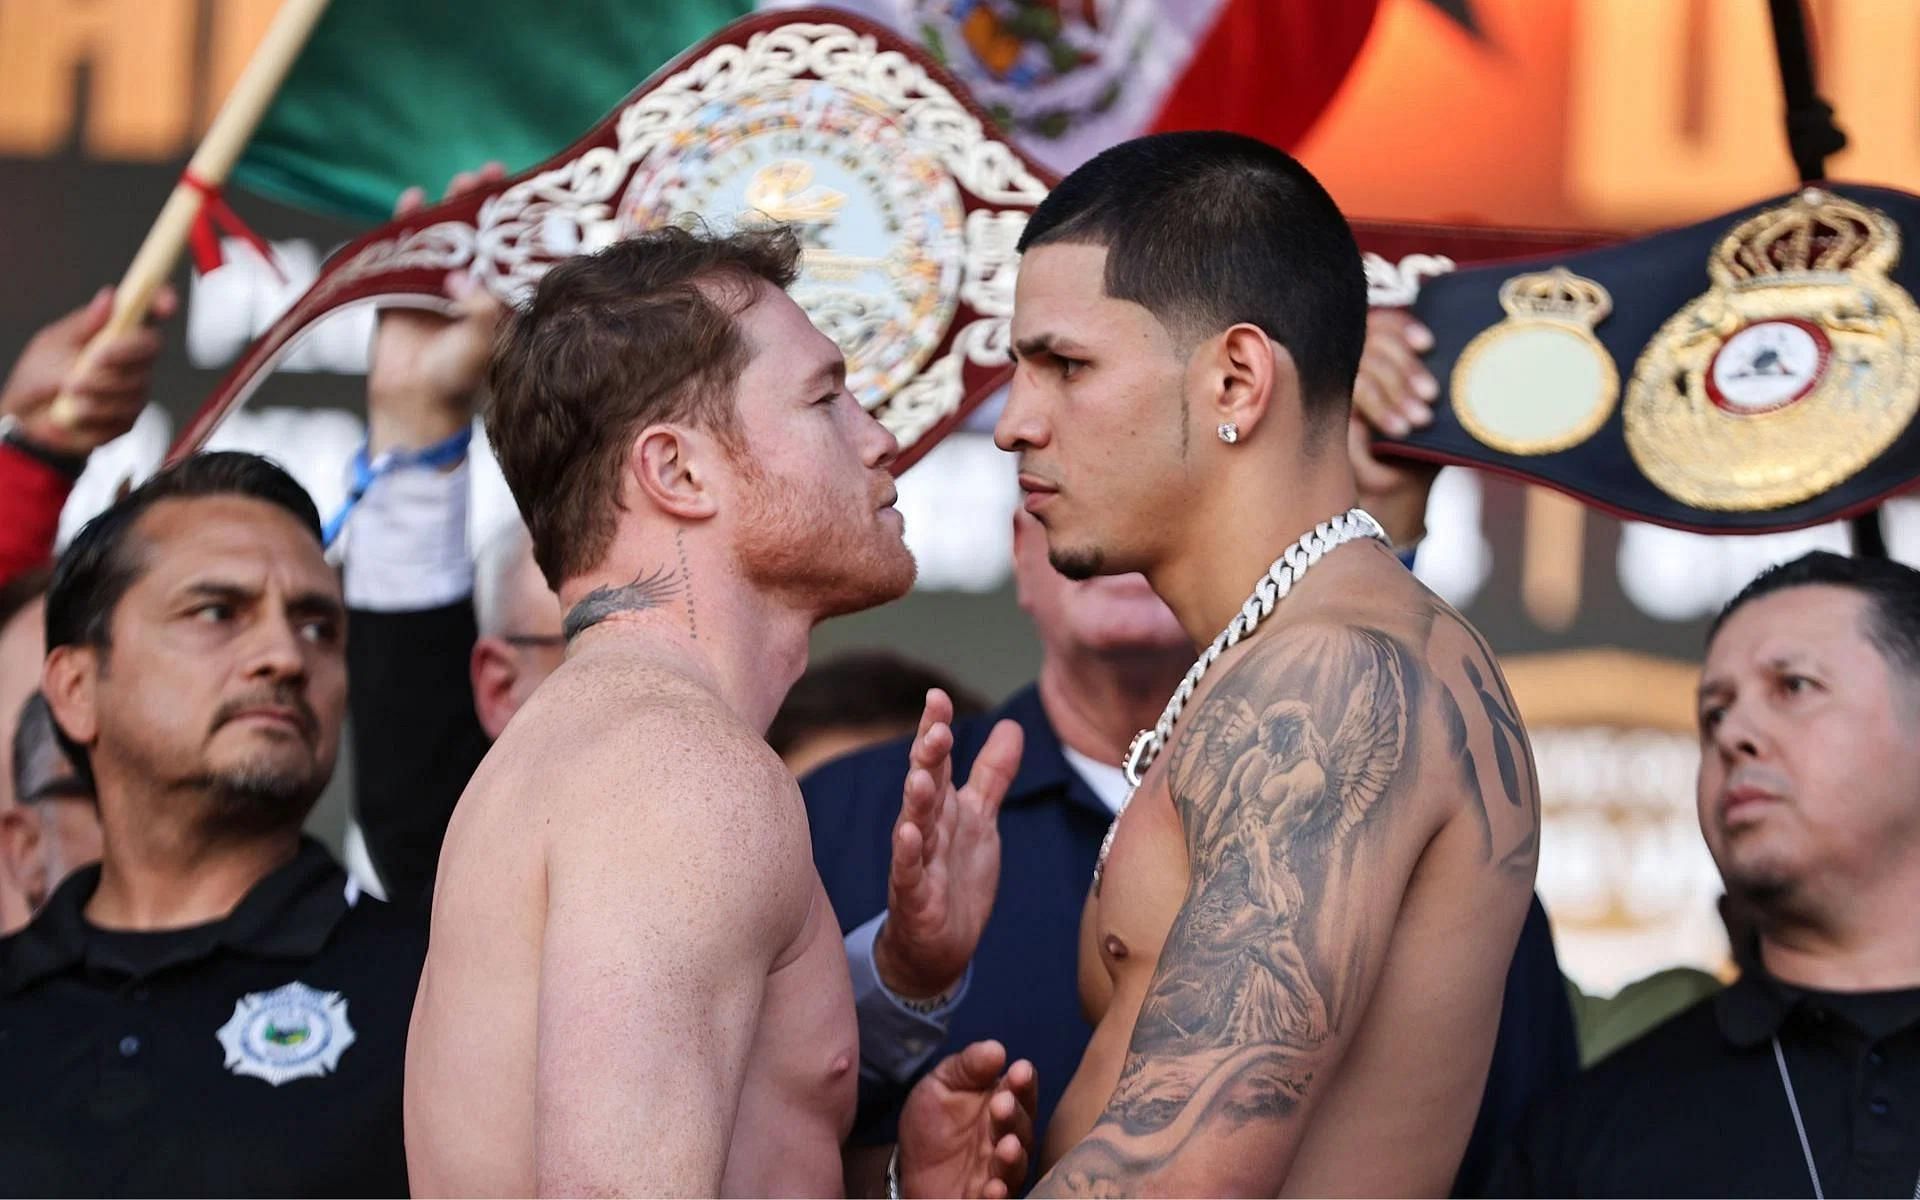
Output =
[
  {"x1": 340, "y1": 459, "x2": 473, "y2": 612},
  {"x1": 1061, "y1": 745, "x2": 1130, "y2": 813}
]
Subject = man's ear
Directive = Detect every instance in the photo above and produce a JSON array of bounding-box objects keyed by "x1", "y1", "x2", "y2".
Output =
[
  {"x1": 630, "y1": 425, "x2": 721, "y2": 521},
  {"x1": 1206, "y1": 323, "x2": 1285, "y2": 443},
  {"x1": 41, "y1": 645, "x2": 99, "y2": 753},
  {"x1": 469, "y1": 637, "x2": 520, "y2": 742},
  {"x1": 0, "y1": 808, "x2": 45, "y2": 913}
]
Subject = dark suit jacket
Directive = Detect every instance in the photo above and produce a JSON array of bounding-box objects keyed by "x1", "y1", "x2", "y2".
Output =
[
  {"x1": 804, "y1": 685, "x2": 1112, "y2": 1150},
  {"x1": 801, "y1": 684, "x2": 1580, "y2": 1195},
  {"x1": 346, "y1": 600, "x2": 492, "y2": 911}
]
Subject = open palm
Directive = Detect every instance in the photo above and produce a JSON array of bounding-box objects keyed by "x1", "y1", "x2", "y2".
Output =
[{"x1": 876, "y1": 690, "x2": 1024, "y2": 999}]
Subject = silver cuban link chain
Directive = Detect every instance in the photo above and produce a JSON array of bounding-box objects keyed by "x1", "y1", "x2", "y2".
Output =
[{"x1": 1092, "y1": 507, "x2": 1389, "y2": 890}]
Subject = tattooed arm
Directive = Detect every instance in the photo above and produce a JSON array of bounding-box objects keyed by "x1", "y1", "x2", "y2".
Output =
[{"x1": 1033, "y1": 623, "x2": 1440, "y2": 1197}]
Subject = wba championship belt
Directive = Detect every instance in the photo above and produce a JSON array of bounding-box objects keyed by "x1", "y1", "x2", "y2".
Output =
[
  {"x1": 172, "y1": 9, "x2": 1054, "y2": 473},
  {"x1": 1376, "y1": 185, "x2": 1920, "y2": 533}
]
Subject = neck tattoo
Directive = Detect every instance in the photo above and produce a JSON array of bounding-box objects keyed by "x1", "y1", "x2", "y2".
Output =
[
  {"x1": 562, "y1": 563, "x2": 684, "y2": 642},
  {"x1": 674, "y1": 528, "x2": 697, "y2": 641},
  {"x1": 1092, "y1": 507, "x2": 1388, "y2": 891}
]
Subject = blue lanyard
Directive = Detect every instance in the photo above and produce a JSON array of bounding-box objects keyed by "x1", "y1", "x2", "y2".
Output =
[{"x1": 320, "y1": 425, "x2": 473, "y2": 548}]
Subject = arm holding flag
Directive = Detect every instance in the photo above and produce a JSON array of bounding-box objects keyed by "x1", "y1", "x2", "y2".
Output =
[
  {"x1": 0, "y1": 286, "x2": 176, "y2": 587},
  {"x1": 48, "y1": 0, "x2": 331, "y2": 431}
]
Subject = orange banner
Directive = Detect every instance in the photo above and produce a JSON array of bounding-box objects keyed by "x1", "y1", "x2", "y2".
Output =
[{"x1": 1302, "y1": 0, "x2": 1918, "y2": 233}]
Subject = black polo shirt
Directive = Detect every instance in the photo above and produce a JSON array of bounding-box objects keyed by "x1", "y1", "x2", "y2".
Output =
[
  {"x1": 0, "y1": 838, "x2": 426, "y2": 1197},
  {"x1": 1494, "y1": 968, "x2": 1920, "y2": 1197}
]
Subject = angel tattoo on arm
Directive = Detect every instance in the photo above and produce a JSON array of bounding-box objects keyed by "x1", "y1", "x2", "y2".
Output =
[{"x1": 1093, "y1": 626, "x2": 1414, "y2": 1153}]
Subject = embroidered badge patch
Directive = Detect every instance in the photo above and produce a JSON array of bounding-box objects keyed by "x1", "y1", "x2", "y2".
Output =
[{"x1": 215, "y1": 981, "x2": 357, "y2": 1086}]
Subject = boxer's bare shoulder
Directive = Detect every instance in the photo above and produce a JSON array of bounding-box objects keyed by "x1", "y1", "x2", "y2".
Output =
[
  {"x1": 1037, "y1": 551, "x2": 1538, "y2": 1196},
  {"x1": 515, "y1": 650, "x2": 802, "y2": 826},
  {"x1": 406, "y1": 650, "x2": 833, "y2": 1196}
]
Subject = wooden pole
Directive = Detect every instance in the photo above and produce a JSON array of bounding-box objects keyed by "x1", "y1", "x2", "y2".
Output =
[{"x1": 50, "y1": 0, "x2": 332, "y2": 428}]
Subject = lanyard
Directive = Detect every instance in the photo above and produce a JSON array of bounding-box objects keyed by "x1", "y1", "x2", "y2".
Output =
[
  {"x1": 321, "y1": 426, "x2": 472, "y2": 548},
  {"x1": 1773, "y1": 1035, "x2": 1920, "y2": 1200}
]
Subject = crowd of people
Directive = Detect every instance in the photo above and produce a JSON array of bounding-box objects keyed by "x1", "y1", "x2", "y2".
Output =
[{"x1": 0, "y1": 131, "x2": 1915, "y2": 1197}]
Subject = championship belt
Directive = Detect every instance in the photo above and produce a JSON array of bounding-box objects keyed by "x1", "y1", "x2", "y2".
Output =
[
  {"x1": 172, "y1": 9, "x2": 1054, "y2": 473},
  {"x1": 1374, "y1": 185, "x2": 1920, "y2": 533}
]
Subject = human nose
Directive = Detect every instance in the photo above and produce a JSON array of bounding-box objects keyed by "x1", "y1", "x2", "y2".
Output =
[
  {"x1": 241, "y1": 606, "x2": 310, "y2": 684},
  {"x1": 1710, "y1": 700, "x2": 1768, "y2": 764},
  {"x1": 994, "y1": 376, "x2": 1049, "y2": 453},
  {"x1": 860, "y1": 406, "x2": 901, "y2": 472}
]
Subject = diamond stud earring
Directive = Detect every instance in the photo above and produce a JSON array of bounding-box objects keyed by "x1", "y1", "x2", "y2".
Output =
[{"x1": 1217, "y1": 422, "x2": 1239, "y2": 444}]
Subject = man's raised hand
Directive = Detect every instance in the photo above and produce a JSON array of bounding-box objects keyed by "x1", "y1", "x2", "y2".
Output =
[
  {"x1": 1350, "y1": 307, "x2": 1442, "y2": 548},
  {"x1": 366, "y1": 163, "x2": 508, "y2": 454},
  {"x1": 873, "y1": 690, "x2": 1024, "y2": 1001},
  {"x1": 1, "y1": 284, "x2": 177, "y2": 457}
]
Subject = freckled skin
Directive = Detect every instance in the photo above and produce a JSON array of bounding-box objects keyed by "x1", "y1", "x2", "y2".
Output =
[
  {"x1": 405, "y1": 661, "x2": 860, "y2": 1197},
  {"x1": 405, "y1": 279, "x2": 898, "y2": 1197}
]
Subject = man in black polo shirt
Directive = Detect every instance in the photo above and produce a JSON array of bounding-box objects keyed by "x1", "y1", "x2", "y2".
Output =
[
  {"x1": 0, "y1": 451, "x2": 420, "y2": 1196},
  {"x1": 1497, "y1": 551, "x2": 1920, "y2": 1197}
]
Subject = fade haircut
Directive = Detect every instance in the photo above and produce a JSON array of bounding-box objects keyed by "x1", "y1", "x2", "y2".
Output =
[
  {"x1": 46, "y1": 451, "x2": 322, "y2": 654},
  {"x1": 486, "y1": 223, "x2": 803, "y2": 589},
  {"x1": 1019, "y1": 130, "x2": 1367, "y2": 427},
  {"x1": 1709, "y1": 551, "x2": 1920, "y2": 684}
]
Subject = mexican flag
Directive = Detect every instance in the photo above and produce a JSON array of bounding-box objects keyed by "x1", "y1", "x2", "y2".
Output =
[
  {"x1": 234, "y1": 0, "x2": 1393, "y2": 223},
  {"x1": 233, "y1": 0, "x2": 750, "y2": 221},
  {"x1": 823, "y1": 0, "x2": 1382, "y2": 176}
]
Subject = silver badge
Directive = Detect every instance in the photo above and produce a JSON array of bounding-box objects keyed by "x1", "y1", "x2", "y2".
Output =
[{"x1": 215, "y1": 981, "x2": 357, "y2": 1086}]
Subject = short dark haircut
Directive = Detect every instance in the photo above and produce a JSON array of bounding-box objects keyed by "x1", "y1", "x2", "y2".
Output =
[
  {"x1": 12, "y1": 692, "x2": 88, "y2": 807},
  {"x1": 487, "y1": 223, "x2": 804, "y2": 590},
  {"x1": 768, "y1": 650, "x2": 988, "y2": 761},
  {"x1": 1709, "y1": 551, "x2": 1920, "y2": 679},
  {"x1": 45, "y1": 451, "x2": 322, "y2": 654},
  {"x1": 1019, "y1": 130, "x2": 1367, "y2": 424}
]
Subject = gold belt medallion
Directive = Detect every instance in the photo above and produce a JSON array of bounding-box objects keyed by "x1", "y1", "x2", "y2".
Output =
[
  {"x1": 1625, "y1": 188, "x2": 1920, "y2": 511},
  {"x1": 1452, "y1": 267, "x2": 1617, "y2": 456}
]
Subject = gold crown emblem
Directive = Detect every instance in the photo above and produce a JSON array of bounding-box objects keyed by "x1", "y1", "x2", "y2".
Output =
[
  {"x1": 1498, "y1": 267, "x2": 1612, "y2": 325},
  {"x1": 1716, "y1": 188, "x2": 1899, "y2": 284}
]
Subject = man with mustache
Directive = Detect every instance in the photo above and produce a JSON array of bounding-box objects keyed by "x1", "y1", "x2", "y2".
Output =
[
  {"x1": 0, "y1": 451, "x2": 421, "y2": 1195},
  {"x1": 1498, "y1": 551, "x2": 1920, "y2": 1196}
]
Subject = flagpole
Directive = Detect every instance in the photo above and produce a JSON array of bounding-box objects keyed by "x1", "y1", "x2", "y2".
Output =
[{"x1": 49, "y1": 0, "x2": 333, "y2": 430}]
